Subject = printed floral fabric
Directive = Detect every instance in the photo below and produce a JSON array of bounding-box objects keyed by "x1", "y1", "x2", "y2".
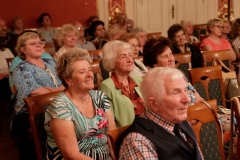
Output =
[
  {"x1": 45, "y1": 90, "x2": 110, "y2": 160},
  {"x1": 12, "y1": 58, "x2": 62, "y2": 115}
]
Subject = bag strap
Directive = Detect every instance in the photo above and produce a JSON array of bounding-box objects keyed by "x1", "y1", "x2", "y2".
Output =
[
  {"x1": 212, "y1": 57, "x2": 232, "y2": 72},
  {"x1": 200, "y1": 101, "x2": 223, "y2": 144}
]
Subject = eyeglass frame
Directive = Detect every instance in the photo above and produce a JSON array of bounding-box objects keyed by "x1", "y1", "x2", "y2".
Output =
[
  {"x1": 24, "y1": 41, "x2": 45, "y2": 47},
  {"x1": 214, "y1": 25, "x2": 224, "y2": 29}
]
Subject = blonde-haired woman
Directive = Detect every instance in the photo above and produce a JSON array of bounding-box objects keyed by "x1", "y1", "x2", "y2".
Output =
[
  {"x1": 45, "y1": 48, "x2": 116, "y2": 160},
  {"x1": 12, "y1": 31, "x2": 63, "y2": 160},
  {"x1": 53, "y1": 24, "x2": 79, "y2": 62},
  {"x1": 200, "y1": 18, "x2": 236, "y2": 61},
  {"x1": 106, "y1": 24, "x2": 125, "y2": 41},
  {"x1": 99, "y1": 40, "x2": 144, "y2": 127}
]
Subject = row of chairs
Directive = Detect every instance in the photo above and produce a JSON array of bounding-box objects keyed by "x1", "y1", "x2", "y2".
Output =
[{"x1": 26, "y1": 90, "x2": 240, "y2": 160}]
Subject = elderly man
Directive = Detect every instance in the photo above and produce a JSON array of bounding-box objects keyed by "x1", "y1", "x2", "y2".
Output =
[
  {"x1": 119, "y1": 67, "x2": 203, "y2": 160},
  {"x1": 0, "y1": 19, "x2": 18, "y2": 56},
  {"x1": 72, "y1": 21, "x2": 96, "y2": 50}
]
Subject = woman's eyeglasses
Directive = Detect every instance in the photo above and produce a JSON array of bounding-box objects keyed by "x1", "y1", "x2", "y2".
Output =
[
  {"x1": 25, "y1": 41, "x2": 45, "y2": 46},
  {"x1": 214, "y1": 25, "x2": 224, "y2": 29}
]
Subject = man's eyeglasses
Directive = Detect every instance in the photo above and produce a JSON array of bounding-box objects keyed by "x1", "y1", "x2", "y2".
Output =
[
  {"x1": 131, "y1": 44, "x2": 140, "y2": 48},
  {"x1": 214, "y1": 25, "x2": 224, "y2": 29},
  {"x1": 25, "y1": 41, "x2": 45, "y2": 47},
  {"x1": 77, "y1": 27, "x2": 86, "y2": 30}
]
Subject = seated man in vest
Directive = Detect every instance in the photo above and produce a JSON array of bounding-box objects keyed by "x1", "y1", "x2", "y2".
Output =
[{"x1": 119, "y1": 67, "x2": 203, "y2": 160}]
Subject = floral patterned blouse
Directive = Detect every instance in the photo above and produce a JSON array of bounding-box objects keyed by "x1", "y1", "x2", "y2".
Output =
[{"x1": 44, "y1": 90, "x2": 110, "y2": 160}]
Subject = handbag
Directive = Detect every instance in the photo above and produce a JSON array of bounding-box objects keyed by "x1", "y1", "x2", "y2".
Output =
[{"x1": 212, "y1": 58, "x2": 238, "y2": 98}]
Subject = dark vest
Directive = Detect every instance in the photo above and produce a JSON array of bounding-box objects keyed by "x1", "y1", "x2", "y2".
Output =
[{"x1": 120, "y1": 117, "x2": 203, "y2": 160}]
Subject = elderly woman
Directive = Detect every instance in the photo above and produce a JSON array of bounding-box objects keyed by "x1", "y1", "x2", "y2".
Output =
[
  {"x1": 45, "y1": 48, "x2": 116, "y2": 160},
  {"x1": 130, "y1": 27, "x2": 147, "y2": 56},
  {"x1": 232, "y1": 18, "x2": 240, "y2": 61},
  {"x1": 89, "y1": 20, "x2": 107, "y2": 49},
  {"x1": 10, "y1": 16, "x2": 24, "y2": 35},
  {"x1": 180, "y1": 20, "x2": 199, "y2": 44},
  {"x1": 121, "y1": 33, "x2": 148, "y2": 77},
  {"x1": 12, "y1": 31, "x2": 63, "y2": 160},
  {"x1": 98, "y1": 40, "x2": 144, "y2": 127},
  {"x1": 106, "y1": 24, "x2": 125, "y2": 41},
  {"x1": 53, "y1": 24, "x2": 79, "y2": 62},
  {"x1": 200, "y1": 18, "x2": 236, "y2": 61},
  {"x1": 168, "y1": 24, "x2": 203, "y2": 68},
  {"x1": 143, "y1": 37, "x2": 204, "y2": 105},
  {"x1": 36, "y1": 13, "x2": 59, "y2": 55}
]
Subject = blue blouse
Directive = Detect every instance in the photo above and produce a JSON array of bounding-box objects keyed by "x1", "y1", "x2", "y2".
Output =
[{"x1": 12, "y1": 58, "x2": 62, "y2": 115}]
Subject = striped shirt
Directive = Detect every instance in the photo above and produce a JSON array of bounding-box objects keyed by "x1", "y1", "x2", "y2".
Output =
[{"x1": 0, "y1": 48, "x2": 14, "y2": 73}]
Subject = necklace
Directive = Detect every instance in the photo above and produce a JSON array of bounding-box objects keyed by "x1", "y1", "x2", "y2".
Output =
[{"x1": 73, "y1": 94, "x2": 90, "y2": 104}]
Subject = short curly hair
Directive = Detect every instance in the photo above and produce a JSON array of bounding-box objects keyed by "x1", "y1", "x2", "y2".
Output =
[
  {"x1": 102, "y1": 40, "x2": 131, "y2": 72},
  {"x1": 143, "y1": 37, "x2": 172, "y2": 68},
  {"x1": 15, "y1": 31, "x2": 40, "y2": 60},
  {"x1": 167, "y1": 24, "x2": 186, "y2": 41},
  {"x1": 56, "y1": 48, "x2": 92, "y2": 88},
  {"x1": 89, "y1": 20, "x2": 105, "y2": 37},
  {"x1": 121, "y1": 33, "x2": 138, "y2": 42},
  {"x1": 57, "y1": 24, "x2": 79, "y2": 46},
  {"x1": 38, "y1": 13, "x2": 51, "y2": 24}
]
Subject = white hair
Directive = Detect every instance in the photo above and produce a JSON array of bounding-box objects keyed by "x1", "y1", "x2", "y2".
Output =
[
  {"x1": 141, "y1": 67, "x2": 185, "y2": 108},
  {"x1": 102, "y1": 40, "x2": 131, "y2": 72}
]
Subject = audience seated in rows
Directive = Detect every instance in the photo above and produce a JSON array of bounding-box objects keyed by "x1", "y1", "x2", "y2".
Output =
[
  {"x1": 9, "y1": 16, "x2": 24, "y2": 35},
  {"x1": 232, "y1": 18, "x2": 240, "y2": 61},
  {"x1": 89, "y1": 20, "x2": 107, "y2": 49},
  {"x1": 119, "y1": 67, "x2": 203, "y2": 159},
  {"x1": 130, "y1": 27, "x2": 147, "y2": 56},
  {"x1": 200, "y1": 18, "x2": 236, "y2": 61},
  {"x1": 143, "y1": 37, "x2": 204, "y2": 105},
  {"x1": 11, "y1": 31, "x2": 64, "y2": 160},
  {"x1": 99, "y1": 40, "x2": 144, "y2": 127},
  {"x1": 36, "y1": 13, "x2": 59, "y2": 55},
  {"x1": 181, "y1": 20, "x2": 199, "y2": 44},
  {"x1": 168, "y1": 24, "x2": 203, "y2": 68},
  {"x1": 121, "y1": 33, "x2": 148, "y2": 77},
  {"x1": 53, "y1": 24, "x2": 79, "y2": 62},
  {"x1": 45, "y1": 48, "x2": 116, "y2": 159},
  {"x1": 72, "y1": 21, "x2": 96, "y2": 50}
]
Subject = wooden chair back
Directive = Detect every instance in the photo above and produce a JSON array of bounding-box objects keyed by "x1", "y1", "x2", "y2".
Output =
[
  {"x1": 147, "y1": 32, "x2": 162, "y2": 40},
  {"x1": 188, "y1": 65, "x2": 226, "y2": 107},
  {"x1": 91, "y1": 61, "x2": 102, "y2": 89},
  {"x1": 24, "y1": 91, "x2": 61, "y2": 160},
  {"x1": 201, "y1": 49, "x2": 232, "y2": 69},
  {"x1": 88, "y1": 49, "x2": 102, "y2": 62},
  {"x1": 173, "y1": 53, "x2": 192, "y2": 79},
  {"x1": 187, "y1": 99, "x2": 225, "y2": 160},
  {"x1": 43, "y1": 45, "x2": 51, "y2": 54},
  {"x1": 107, "y1": 125, "x2": 130, "y2": 158},
  {"x1": 5, "y1": 58, "x2": 14, "y2": 69},
  {"x1": 53, "y1": 38, "x2": 61, "y2": 52},
  {"x1": 231, "y1": 96, "x2": 240, "y2": 159},
  {"x1": 193, "y1": 24, "x2": 207, "y2": 39},
  {"x1": 136, "y1": 56, "x2": 143, "y2": 62}
]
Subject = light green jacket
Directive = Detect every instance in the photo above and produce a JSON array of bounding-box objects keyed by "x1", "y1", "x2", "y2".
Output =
[{"x1": 98, "y1": 76, "x2": 143, "y2": 128}]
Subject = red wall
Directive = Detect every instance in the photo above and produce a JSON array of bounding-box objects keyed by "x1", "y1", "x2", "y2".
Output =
[{"x1": 0, "y1": 0, "x2": 97, "y2": 29}]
